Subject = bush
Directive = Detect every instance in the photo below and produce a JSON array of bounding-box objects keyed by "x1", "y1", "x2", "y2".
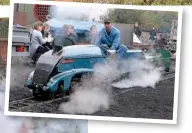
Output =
[
  {"x1": 74, "y1": 0, "x2": 192, "y2": 5},
  {"x1": 0, "y1": 0, "x2": 10, "y2": 5}
]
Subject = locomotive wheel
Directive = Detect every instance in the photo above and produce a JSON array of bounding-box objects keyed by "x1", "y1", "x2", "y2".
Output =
[
  {"x1": 44, "y1": 91, "x2": 56, "y2": 100},
  {"x1": 68, "y1": 74, "x2": 93, "y2": 95},
  {"x1": 57, "y1": 81, "x2": 67, "y2": 97},
  {"x1": 68, "y1": 76, "x2": 82, "y2": 95},
  {"x1": 33, "y1": 89, "x2": 55, "y2": 100}
]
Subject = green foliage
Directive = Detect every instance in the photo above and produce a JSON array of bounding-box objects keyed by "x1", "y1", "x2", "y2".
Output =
[
  {"x1": 1, "y1": 0, "x2": 192, "y2": 5},
  {"x1": 108, "y1": 9, "x2": 178, "y2": 33},
  {"x1": 0, "y1": 0, "x2": 10, "y2": 5},
  {"x1": 74, "y1": 0, "x2": 192, "y2": 5},
  {"x1": 0, "y1": 18, "x2": 9, "y2": 39}
]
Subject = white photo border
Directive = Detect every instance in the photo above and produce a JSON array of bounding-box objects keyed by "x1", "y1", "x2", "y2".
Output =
[
  {"x1": 4, "y1": 0, "x2": 183, "y2": 124},
  {"x1": 0, "y1": 5, "x2": 10, "y2": 18}
]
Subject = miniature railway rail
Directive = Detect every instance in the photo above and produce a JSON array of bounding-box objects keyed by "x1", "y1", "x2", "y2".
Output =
[
  {"x1": 9, "y1": 94, "x2": 69, "y2": 111},
  {"x1": 9, "y1": 71, "x2": 175, "y2": 111},
  {"x1": 161, "y1": 71, "x2": 175, "y2": 81}
]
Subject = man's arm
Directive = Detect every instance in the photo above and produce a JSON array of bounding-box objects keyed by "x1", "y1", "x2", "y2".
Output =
[{"x1": 111, "y1": 31, "x2": 120, "y2": 50}]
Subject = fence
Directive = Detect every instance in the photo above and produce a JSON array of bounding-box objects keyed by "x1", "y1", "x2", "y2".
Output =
[{"x1": 0, "y1": 19, "x2": 9, "y2": 66}]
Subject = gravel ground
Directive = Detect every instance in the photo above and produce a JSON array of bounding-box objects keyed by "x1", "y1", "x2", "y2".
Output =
[
  {"x1": 9, "y1": 62, "x2": 34, "y2": 102},
  {"x1": 9, "y1": 77, "x2": 174, "y2": 120},
  {"x1": 8, "y1": 57, "x2": 175, "y2": 120}
]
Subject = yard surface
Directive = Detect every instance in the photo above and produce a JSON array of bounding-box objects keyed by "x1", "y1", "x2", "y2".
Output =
[{"x1": 8, "y1": 60, "x2": 175, "y2": 120}]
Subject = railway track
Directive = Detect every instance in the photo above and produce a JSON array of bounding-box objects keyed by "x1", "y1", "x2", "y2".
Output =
[
  {"x1": 9, "y1": 94, "x2": 69, "y2": 111},
  {"x1": 9, "y1": 71, "x2": 175, "y2": 111},
  {"x1": 161, "y1": 70, "x2": 175, "y2": 81}
]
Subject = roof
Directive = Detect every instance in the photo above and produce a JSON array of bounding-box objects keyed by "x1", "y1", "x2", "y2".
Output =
[
  {"x1": 46, "y1": 19, "x2": 104, "y2": 32},
  {"x1": 62, "y1": 45, "x2": 104, "y2": 57}
]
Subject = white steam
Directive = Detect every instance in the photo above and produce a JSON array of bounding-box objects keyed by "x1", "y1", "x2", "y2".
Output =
[
  {"x1": 0, "y1": 70, "x2": 24, "y2": 133},
  {"x1": 112, "y1": 68, "x2": 161, "y2": 88},
  {"x1": 60, "y1": 59, "x2": 162, "y2": 114},
  {"x1": 0, "y1": 65, "x2": 88, "y2": 133},
  {"x1": 10, "y1": 57, "x2": 34, "y2": 88},
  {"x1": 61, "y1": 88, "x2": 110, "y2": 114},
  {"x1": 50, "y1": 5, "x2": 107, "y2": 21}
]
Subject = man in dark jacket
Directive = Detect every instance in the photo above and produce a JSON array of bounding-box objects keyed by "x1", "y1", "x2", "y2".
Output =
[
  {"x1": 150, "y1": 27, "x2": 157, "y2": 40},
  {"x1": 52, "y1": 25, "x2": 77, "y2": 54},
  {"x1": 134, "y1": 22, "x2": 141, "y2": 38},
  {"x1": 157, "y1": 34, "x2": 167, "y2": 47}
]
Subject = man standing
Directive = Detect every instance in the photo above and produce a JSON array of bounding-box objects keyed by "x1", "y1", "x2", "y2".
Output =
[
  {"x1": 96, "y1": 19, "x2": 120, "y2": 50},
  {"x1": 150, "y1": 27, "x2": 157, "y2": 41},
  {"x1": 157, "y1": 34, "x2": 167, "y2": 47},
  {"x1": 134, "y1": 22, "x2": 141, "y2": 38}
]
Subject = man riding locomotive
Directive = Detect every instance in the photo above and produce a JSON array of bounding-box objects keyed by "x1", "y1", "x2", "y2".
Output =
[{"x1": 96, "y1": 18, "x2": 128, "y2": 58}]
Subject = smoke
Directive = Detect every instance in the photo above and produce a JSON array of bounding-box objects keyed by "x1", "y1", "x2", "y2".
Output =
[
  {"x1": 111, "y1": 68, "x2": 161, "y2": 88},
  {"x1": 60, "y1": 59, "x2": 162, "y2": 114},
  {"x1": 0, "y1": 69, "x2": 24, "y2": 133},
  {"x1": 60, "y1": 87, "x2": 110, "y2": 114},
  {"x1": 26, "y1": 119, "x2": 87, "y2": 133},
  {"x1": 50, "y1": 5, "x2": 107, "y2": 21},
  {"x1": 10, "y1": 57, "x2": 34, "y2": 89},
  {"x1": 0, "y1": 59, "x2": 88, "y2": 133}
]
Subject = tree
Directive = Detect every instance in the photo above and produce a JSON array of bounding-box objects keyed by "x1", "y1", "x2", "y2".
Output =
[
  {"x1": 74, "y1": 0, "x2": 192, "y2": 5},
  {"x1": 0, "y1": 0, "x2": 10, "y2": 5},
  {"x1": 106, "y1": 9, "x2": 178, "y2": 33}
]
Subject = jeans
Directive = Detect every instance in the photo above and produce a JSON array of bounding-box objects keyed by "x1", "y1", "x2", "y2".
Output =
[
  {"x1": 116, "y1": 44, "x2": 128, "y2": 59},
  {"x1": 100, "y1": 44, "x2": 128, "y2": 59}
]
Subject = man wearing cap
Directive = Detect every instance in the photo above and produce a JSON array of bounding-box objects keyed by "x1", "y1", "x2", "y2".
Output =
[
  {"x1": 96, "y1": 19, "x2": 128, "y2": 58},
  {"x1": 96, "y1": 19, "x2": 120, "y2": 50}
]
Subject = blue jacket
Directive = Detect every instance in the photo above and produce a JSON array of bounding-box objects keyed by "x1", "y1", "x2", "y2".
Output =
[{"x1": 96, "y1": 26, "x2": 120, "y2": 50}]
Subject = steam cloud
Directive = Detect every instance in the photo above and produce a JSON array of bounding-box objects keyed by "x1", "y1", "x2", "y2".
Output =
[
  {"x1": 0, "y1": 68, "x2": 23, "y2": 133},
  {"x1": 10, "y1": 57, "x2": 33, "y2": 89},
  {"x1": 60, "y1": 59, "x2": 162, "y2": 114},
  {"x1": 0, "y1": 59, "x2": 88, "y2": 133},
  {"x1": 50, "y1": 5, "x2": 107, "y2": 21}
]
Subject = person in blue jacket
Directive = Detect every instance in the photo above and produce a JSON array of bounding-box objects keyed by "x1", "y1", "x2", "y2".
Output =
[
  {"x1": 96, "y1": 19, "x2": 128, "y2": 58},
  {"x1": 96, "y1": 19, "x2": 120, "y2": 50}
]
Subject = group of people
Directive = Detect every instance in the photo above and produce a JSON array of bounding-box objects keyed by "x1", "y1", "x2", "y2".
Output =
[
  {"x1": 30, "y1": 18, "x2": 127, "y2": 63},
  {"x1": 31, "y1": 18, "x2": 169, "y2": 64},
  {"x1": 30, "y1": 21, "x2": 78, "y2": 63},
  {"x1": 134, "y1": 22, "x2": 157, "y2": 41},
  {"x1": 134, "y1": 22, "x2": 167, "y2": 46}
]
